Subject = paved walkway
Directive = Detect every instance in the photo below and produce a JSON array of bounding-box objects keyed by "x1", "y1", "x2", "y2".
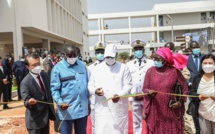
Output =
[
  {"x1": 0, "y1": 97, "x2": 59, "y2": 134},
  {"x1": 0, "y1": 97, "x2": 25, "y2": 118}
]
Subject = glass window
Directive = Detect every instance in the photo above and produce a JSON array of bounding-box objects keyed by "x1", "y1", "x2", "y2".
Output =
[{"x1": 201, "y1": 13, "x2": 206, "y2": 23}]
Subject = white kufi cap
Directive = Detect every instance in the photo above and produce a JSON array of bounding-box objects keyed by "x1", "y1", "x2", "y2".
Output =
[{"x1": 104, "y1": 44, "x2": 117, "y2": 57}]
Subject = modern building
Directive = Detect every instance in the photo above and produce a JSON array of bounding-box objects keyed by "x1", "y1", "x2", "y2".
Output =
[
  {"x1": 88, "y1": 0, "x2": 215, "y2": 57},
  {"x1": 0, "y1": 0, "x2": 89, "y2": 60}
]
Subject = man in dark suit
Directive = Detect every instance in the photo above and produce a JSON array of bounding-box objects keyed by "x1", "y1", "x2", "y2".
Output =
[
  {"x1": 0, "y1": 56, "x2": 10, "y2": 109},
  {"x1": 187, "y1": 41, "x2": 204, "y2": 134},
  {"x1": 187, "y1": 41, "x2": 204, "y2": 86},
  {"x1": 20, "y1": 53, "x2": 55, "y2": 134},
  {"x1": 2, "y1": 54, "x2": 13, "y2": 101},
  {"x1": 12, "y1": 56, "x2": 29, "y2": 101}
]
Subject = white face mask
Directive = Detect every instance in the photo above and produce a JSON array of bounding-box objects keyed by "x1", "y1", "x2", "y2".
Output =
[
  {"x1": 202, "y1": 64, "x2": 215, "y2": 73},
  {"x1": 105, "y1": 58, "x2": 116, "y2": 66},
  {"x1": 67, "y1": 57, "x2": 76, "y2": 65},
  {"x1": 31, "y1": 66, "x2": 42, "y2": 74}
]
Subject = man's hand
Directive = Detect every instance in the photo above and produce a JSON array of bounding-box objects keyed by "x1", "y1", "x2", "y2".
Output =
[
  {"x1": 170, "y1": 101, "x2": 182, "y2": 109},
  {"x1": 148, "y1": 90, "x2": 157, "y2": 97},
  {"x1": 95, "y1": 88, "x2": 104, "y2": 96},
  {"x1": 112, "y1": 94, "x2": 120, "y2": 103},
  {"x1": 199, "y1": 94, "x2": 208, "y2": 101},
  {"x1": 88, "y1": 104, "x2": 91, "y2": 116},
  {"x1": 3, "y1": 79, "x2": 8, "y2": 85},
  {"x1": 28, "y1": 98, "x2": 37, "y2": 105},
  {"x1": 60, "y1": 102, "x2": 69, "y2": 110},
  {"x1": 210, "y1": 96, "x2": 215, "y2": 101}
]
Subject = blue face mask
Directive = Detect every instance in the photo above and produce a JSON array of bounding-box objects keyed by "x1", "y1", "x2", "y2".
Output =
[
  {"x1": 192, "y1": 48, "x2": 200, "y2": 55},
  {"x1": 135, "y1": 50, "x2": 143, "y2": 59},
  {"x1": 154, "y1": 61, "x2": 163, "y2": 68},
  {"x1": 96, "y1": 53, "x2": 104, "y2": 61}
]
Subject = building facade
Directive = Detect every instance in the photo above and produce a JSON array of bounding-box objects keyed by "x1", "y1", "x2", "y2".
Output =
[
  {"x1": 88, "y1": 1, "x2": 215, "y2": 57},
  {"x1": 0, "y1": 0, "x2": 89, "y2": 60}
]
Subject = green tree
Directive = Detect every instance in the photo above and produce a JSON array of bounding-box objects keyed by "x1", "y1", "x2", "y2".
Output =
[{"x1": 118, "y1": 52, "x2": 129, "y2": 63}]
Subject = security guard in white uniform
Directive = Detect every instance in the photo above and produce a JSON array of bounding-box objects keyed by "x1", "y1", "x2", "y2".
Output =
[
  {"x1": 88, "y1": 42, "x2": 106, "y2": 134},
  {"x1": 126, "y1": 39, "x2": 154, "y2": 134}
]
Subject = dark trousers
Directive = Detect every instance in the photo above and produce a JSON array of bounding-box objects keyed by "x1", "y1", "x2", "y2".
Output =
[
  {"x1": 188, "y1": 86, "x2": 200, "y2": 134},
  {"x1": 7, "y1": 80, "x2": 12, "y2": 100},
  {"x1": 60, "y1": 116, "x2": 88, "y2": 134},
  {"x1": 193, "y1": 117, "x2": 200, "y2": 134},
  {"x1": 27, "y1": 121, "x2": 49, "y2": 134},
  {"x1": 17, "y1": 83, "x2": 22, "y2": 99},
  {"x1": 0, "y1": 85, "x2": 8, "y2": 107}
]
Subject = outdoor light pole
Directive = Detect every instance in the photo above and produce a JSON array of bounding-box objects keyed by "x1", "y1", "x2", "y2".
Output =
[{"x1": 167, "y1": 14, "x2": 174, "y2": 42}]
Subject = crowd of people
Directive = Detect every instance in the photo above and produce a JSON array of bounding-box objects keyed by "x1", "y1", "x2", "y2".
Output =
[{"x1": 0, "y1": 39, "x2": 215, "y2": 134}]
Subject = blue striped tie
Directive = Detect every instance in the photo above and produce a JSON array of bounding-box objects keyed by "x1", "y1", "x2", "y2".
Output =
[{"x1": 194, "y1": 56, "x2": 199, "y2": 71}]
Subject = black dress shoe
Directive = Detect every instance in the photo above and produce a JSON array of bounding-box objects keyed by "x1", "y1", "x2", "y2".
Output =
[{"x1": 3, "y1": 106, "x2": 11, "y2": 109}]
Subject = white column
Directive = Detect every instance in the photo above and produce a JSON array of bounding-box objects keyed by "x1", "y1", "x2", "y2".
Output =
[
  {"x1": 157, "y1": 32, "x2": 160, "y2": 44},
  {"x1": 128, "y1": 16, "x2": 131, "y2": 44},
  {"x1": 129, "y1": 33, "x2": 132, "y2": 45},
  {"x1": 101, "y1": 18, "x2": 104, "y2": 30},
  {"x1": 102, "y1": 34, "x2": 105, "y2": 43},
  {"x1": 156, "y1": 15, "x2": 160, "y2": 43},
  {"x1": 156, "y1": 15, "x2": 159, "y2": 27},
  {"x1": 129, "y1": 48, "x2": 132, "y2": 56},
  {"x1": 42, "y1": 39, "x2": 51, "y2": 51},
  {"x1": 13, "y1": 0, "x2": 23, "y2": 61},
  {"x1": 101, "y1": 18, "x2": 104, "y2": 42},
  {"x1": 98, "y1": 18, "x2": 101, "y2": 30},
  {"x1": 98, "y1": 18, "x2": 102, "y2": 42},
  {"x1": 13, "y1": 29, "x2": 23, "y2": 61},
  {"x1": 128, "y1": 16, "x2": 131, "y2": 29}
]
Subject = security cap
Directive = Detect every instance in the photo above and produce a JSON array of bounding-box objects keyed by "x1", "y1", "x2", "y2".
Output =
[
  {"x1": 131, "y1": 39, "x2": 146, "y2": 48},
  {"x1": 94, "y1": 42, "x2": 106, "y2": 51}
]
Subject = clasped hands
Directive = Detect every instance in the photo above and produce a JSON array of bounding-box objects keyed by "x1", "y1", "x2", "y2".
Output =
[
  {"x1": 148, "y1": 90, "x2": 157, "y2": 97},
  {"x1": 95, "y1": 88, "x2": 120, "y2": 103}
]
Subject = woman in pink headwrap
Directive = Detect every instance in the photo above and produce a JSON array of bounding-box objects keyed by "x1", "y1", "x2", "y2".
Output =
[{"x1": 143, "y1": 47, "x2": 188, "y2": 134}]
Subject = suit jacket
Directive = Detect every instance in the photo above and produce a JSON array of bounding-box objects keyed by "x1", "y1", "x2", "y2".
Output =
[
  {"x1": 0, "y1": 68, "x2": 6, "y2": 84},
  {"x1": 187, "y1": 54, "x2": 204, "y2": 83},
  {"x1": 2, "y1": 58, "x2": 12, "y2": 80},
  {"x1": 20, "y1": 71, "x2": 55, "y2": 129},
  {"x1": 12, "y1": 61, "x2": 28, "y2": 84},
  {"x1": 0, "y1": 68, "x2": 7, "y2": 96}
]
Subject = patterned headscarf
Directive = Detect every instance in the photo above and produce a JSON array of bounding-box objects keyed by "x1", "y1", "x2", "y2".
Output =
[{"x1": 156, "y1": 47, "x2": 188, "y2": 70}]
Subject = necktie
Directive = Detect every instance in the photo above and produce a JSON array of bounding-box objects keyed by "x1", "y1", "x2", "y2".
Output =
[
  {"x1": 37, "y1": 75, "x2": 46, "y2": 95},
  {"x1": 138, "y1": 59, "x2": 142, "y2": 66},
  {"x1": 194, "y1": 56, "x2": 199, "y2": 71}
]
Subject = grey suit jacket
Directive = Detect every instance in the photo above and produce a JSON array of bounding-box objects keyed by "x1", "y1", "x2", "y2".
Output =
[{"x1": 20, "y1": 71, "x2": 55, "y2": 129}]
